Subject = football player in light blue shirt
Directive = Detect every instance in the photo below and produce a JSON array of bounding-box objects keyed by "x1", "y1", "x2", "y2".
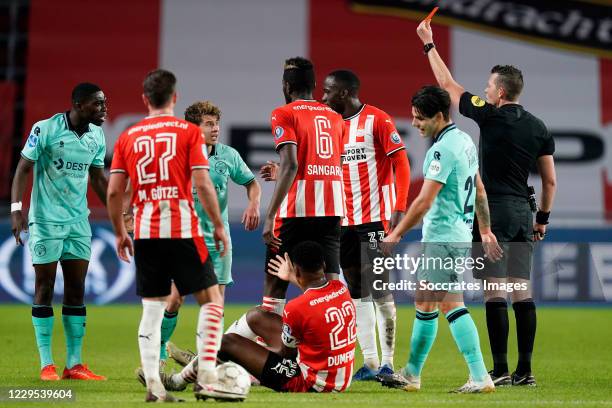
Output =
[
  {"x1": 153, "y1": 101, "x2": 261, "y2": 365},
  {"x1": 381, "y1": 86, "x2": 502, "y2": 393},
  {"x1": 10, "y1": 83, "x2": 109, "y2": 381}
]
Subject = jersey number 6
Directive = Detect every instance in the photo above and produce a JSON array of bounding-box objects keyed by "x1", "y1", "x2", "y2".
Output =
[{"x1": 314, "y1": 116, "x2": 333, "y2": 159}]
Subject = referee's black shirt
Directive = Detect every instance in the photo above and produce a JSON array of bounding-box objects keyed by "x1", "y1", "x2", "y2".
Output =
[{"x1": 459, "y1": 92, "x2": 555, "y2": 198}]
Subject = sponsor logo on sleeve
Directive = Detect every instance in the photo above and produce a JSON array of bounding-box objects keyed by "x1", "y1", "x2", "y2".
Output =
[
  {"x1": 27, "y1": 134, "x2": 38, "y2": 148},
  {"x1": 434, "y1": 151, "x2": 441, "y2": 160},
  {"x1": 390, "y1": 131, "x2": 401, "y2": 144},
  {"x1": 274, "y1": 126, "x2": 284, "y2": 139},
  {"x1": 428, "y1": 160, "x2": 442, "y2": 176},
  {"x1": 471, "y1": 95, "x2": 486, "y2": 107}
]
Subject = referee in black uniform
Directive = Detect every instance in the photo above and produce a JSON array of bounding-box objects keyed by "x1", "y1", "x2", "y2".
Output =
[{"x1": 415, "y1": 21, "x2": 557, "y2": 387}]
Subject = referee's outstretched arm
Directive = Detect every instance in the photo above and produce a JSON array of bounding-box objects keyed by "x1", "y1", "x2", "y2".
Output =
[{"x1": 416, "y1": 20, "x2": 464, "y2": 108}]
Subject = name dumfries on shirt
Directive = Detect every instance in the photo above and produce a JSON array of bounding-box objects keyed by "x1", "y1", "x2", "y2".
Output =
[{"x1": 328, "y1": 349, "x2": 355, "y2": 367}]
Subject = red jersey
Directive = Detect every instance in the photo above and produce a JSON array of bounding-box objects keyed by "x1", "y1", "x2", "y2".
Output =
[
  {"x1": 281, "y1": 280, "x2": 356, "y2": 392},
  {"x1": 342, "y1": 104, "x2": 405, "y2": 226},
  {"x1": 110, "y1": 115, "x2": 209, "y2": 240},
  {"x1": 271, "y1": 100, "x2": 345, "y2": 218}
]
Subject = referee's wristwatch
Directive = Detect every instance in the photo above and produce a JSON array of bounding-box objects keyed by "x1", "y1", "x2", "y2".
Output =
[{"x1": 423, "y1": 43, "x2": 435, "y2": 54}]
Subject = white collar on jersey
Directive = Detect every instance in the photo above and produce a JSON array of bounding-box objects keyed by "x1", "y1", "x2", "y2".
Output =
[
  {"x1": 304, "y1": 281, "x2": 330, "y2": 293},
  {"x1": 145, "y1": 113, "x2": 174, "y2": 119},
  {"x1": 344, "y1": 104, "x2": 366, "y2": 121}
]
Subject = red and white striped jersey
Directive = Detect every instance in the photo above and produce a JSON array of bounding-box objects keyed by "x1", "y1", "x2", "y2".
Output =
[
  {"x1": 281, "y1": 280, "x2": 356, "y2": 392},
  {"x1": 110, "y1": 114, "x2": 209, "y2": 240},
  {"x1": 271, "y1": 100, "x2": 345, "y2": 218},
  {"x1": 342, "y1": 104, "x2": 405, "y2": 226}
]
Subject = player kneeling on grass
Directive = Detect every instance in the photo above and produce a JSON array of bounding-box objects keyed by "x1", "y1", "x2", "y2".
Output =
[
  {"x1": 379, "y1": 86, "x2": 502, "y2": 393},
  {"x1": 161, "y1": 241, "x2": 357, "y2": 393}
]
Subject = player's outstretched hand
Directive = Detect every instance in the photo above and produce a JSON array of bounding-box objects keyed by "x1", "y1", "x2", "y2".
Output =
[
  {"x1": 480, "y1": 230, "x2": 503, "y2": 262},
  {"x1": 116, "y1": 233, "x2": 133, "y2": 263},
  {"x1": 242, "y1": 202, "x2": 260, "y2": 231},
  {"x1": 214, "y1": 225, "x2": 229, "y2": 257},
  {"x1": 268, "y1": 253, "x2": 297, "y2": 285},
  {"x1": 416, "y1": 20, "x2": 433, "y2": 44},
  {"x1": 11, "y1": 210, "x2": 28, "y2": 246},
  {"x1": 381, "y1": 233, "x2": 400, "y2": 256},
  {"x1": 259, "y1": 161, "x2": 279, "y2": 182},
  {"x1": 262, "y1": 216, "x2": 282, "y2": 249}
]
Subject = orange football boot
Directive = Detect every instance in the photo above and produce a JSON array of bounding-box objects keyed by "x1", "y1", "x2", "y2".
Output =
[
  {"x1": 40, "y1": 364, "x2": 60, "y2": 381},
  {"x1": 62, "y1": 364, "x2": 107, "y2": 380}
]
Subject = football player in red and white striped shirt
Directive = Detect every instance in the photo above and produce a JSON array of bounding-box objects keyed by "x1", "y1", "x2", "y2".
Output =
[
  {"x1": 220, "y1": 241, "x2": 356, "y2": 393},
  {"x1": 260, "y1": 57, "x2": 346, "y2": 316},
  {"x1": 107, "y1": 69, "x2": 229, "y2": 402},
  {"x1": 322, "y1": 70, "x2": 411, "y2": 381}
]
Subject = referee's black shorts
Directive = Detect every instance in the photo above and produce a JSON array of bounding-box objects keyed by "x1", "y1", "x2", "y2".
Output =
[
  {"x1": 473, "y1": 196, "x2": 535, "y2": 280},
  {"x1": 265, "y1": 216, "x2": 341, "y2": 276},
  {"x1": 134, "y1": 238, "x2": 217, "y2": 297}
]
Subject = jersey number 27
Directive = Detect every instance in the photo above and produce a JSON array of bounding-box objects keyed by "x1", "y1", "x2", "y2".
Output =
[{"x1": 134, "y1": 133, "x2": 177, "y2": 185}]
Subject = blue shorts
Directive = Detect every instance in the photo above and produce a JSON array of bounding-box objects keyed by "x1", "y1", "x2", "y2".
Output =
[{"x1": 208, "y1": 246, "x2": 233, "y2": 286}]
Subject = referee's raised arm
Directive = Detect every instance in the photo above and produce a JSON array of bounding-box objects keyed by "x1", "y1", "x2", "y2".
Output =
[{"x1": 416, "y1": 20, "x2": 464, "y2": 108}]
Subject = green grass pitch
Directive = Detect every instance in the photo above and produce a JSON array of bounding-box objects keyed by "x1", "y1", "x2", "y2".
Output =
[{"x1": 0, "y1": 304, "x2": 610, "y2": 407}]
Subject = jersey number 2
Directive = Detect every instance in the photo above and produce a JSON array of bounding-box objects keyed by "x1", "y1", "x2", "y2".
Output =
[
  {"x1": 134, "y1": 133, "x2": 177, "y2": 185},
  {"x1": 463, "y1": 174, "x2": 476, "y2": 214},
  {"x1": 325, "y1": 300, "x2": 356, "y2": 350}
]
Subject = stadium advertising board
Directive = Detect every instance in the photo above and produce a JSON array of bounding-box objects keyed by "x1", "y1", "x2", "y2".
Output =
[{"x1": 0, "y1": 222, "x2": 610, "y2": 304}]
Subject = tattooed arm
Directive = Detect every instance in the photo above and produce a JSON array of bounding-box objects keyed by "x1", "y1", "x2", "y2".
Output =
[{"x1": 475, "y1": 173, "x2": 503, "y2": 261}]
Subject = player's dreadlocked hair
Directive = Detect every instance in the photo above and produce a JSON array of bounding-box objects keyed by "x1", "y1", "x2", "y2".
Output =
[
  {"x1": 283, "y1": 57, "x2": 315, "y2": 94},
  {"x1": 71, "y1": 83, "x2": 102, "y2": 104},
  {"x1": 411, "y1": 85, "x2": 451, "y2": 121},
  {"x1": 290, "y1": 241, "x2": 325, "y2": 275},
  {"x1": 184, "y1": 100, "x2": 222, "y2": 126},
  {"x1": 143, "y1": 69, "x2": 177, "y2": 108},
  {"x1": 491, "y1": 65, "x2": 523, "y2": 101},
  {"x1": 327, "y1": 70, "x2": 361, "y2": 95}
]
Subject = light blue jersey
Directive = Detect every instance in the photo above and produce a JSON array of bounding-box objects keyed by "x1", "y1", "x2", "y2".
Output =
[
  {"x1": 192, "y1": 143, "x2": 255, "y2": 248},
  {"x1": 422, "y1": 124, "x2": 478, "y2": 243},
  {"x1": 21, "y1": 112, "x2": 106, "y2": 225}
]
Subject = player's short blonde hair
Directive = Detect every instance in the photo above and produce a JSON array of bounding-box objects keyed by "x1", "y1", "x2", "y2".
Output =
[{"x1": 184, "y1": 100, "x2": 221, "y2": 125}]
